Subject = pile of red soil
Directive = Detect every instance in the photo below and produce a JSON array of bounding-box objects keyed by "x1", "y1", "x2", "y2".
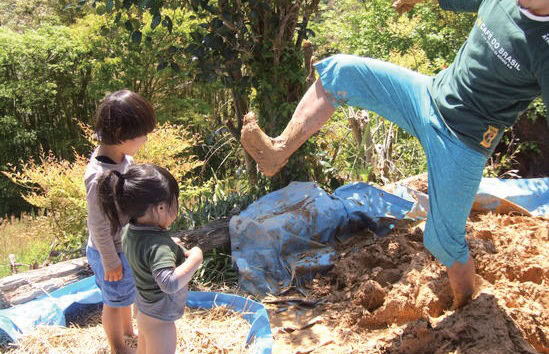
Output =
[{"x1": 271, "y1": 212, "x2": 548, "y2": 353}]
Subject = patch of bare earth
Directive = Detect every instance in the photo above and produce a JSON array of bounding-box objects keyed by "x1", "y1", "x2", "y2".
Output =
[{"x1": 270, "y1": 213, "x2": 548, "y2": 353}]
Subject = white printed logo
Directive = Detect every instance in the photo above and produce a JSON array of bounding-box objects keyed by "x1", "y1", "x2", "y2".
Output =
[
  {"x1": 543, "y1": 33, "x2": 549, "y2": 45},
  {"x1": 476, "y1": 17, "x2": 521, "y2": 71}
]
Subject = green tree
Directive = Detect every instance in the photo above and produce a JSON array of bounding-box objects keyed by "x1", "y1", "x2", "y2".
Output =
[
  {"x1": 0, "y1": 25, "x2": 94, "y2": 215},
  {"x1": 88, "y1": 0, "x2": 323, "y2": 187}
]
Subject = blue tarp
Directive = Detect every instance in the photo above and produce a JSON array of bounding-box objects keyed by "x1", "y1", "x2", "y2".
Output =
[
  {"x1": 229, "y1": 181, "x2": 413, "y2": 296},
  {"x1": 0, "y1": 276, "x2": 102, "y2": 344},
  {"x1": 390, "y1": 177, "x2": 549, "y2": 218},
  {"x1": 0, "y1": 277, "x2": 273, "y2": 353},
  {"x1": 477, "y1": 177, "x2": 549, "y2": 216}
]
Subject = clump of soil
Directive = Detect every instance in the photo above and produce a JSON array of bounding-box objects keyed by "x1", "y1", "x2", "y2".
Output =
[{"x1": 271, "y1": 212, "x2": 548, "y2": 353}]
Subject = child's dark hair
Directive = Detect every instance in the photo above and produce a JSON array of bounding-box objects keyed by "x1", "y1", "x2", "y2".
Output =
[
  {"x1": 95, "y1": 90, "x2": 156, "y2": 145},
  {"x1": 97, "y1": 164, "x2": 179, "y2": 233}
]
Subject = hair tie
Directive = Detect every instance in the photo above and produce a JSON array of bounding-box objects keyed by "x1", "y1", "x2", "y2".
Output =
[
  {"x1": 112, "y1": 170, "x2": 124, "y2": 181},
  {"x1": 112, "y1": 170, "x2": 125, "y2": 198}
]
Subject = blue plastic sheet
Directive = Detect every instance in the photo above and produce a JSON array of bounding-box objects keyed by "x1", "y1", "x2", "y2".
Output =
[
  {"x1": 477, "y1": 177, "x2": 549, "y2": 216},
  {"x1": 230, "y1": 181, "x2": 413, "y2": 296},
  {"x1": 0, "y1": 277, "x2": 273, "y2": 353},
  {"x1": 0, "y1": 276, "x2": 102, "y2": 344},
  {"x1": 390, "y1": 177, "x2": 549, "y2": 218}
]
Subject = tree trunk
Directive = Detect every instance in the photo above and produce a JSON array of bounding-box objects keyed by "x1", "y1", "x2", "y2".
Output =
[{"x1": 172, "y1": 217, "x2": 231, "y2": 252}]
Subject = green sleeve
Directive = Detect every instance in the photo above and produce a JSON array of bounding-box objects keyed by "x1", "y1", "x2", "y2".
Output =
[
  {"x1": 148, "y1": 243, "x2": 177, "y2": 273},
  {"x1": 439, "y1": 0, "x2": 483, "y2": 12}
]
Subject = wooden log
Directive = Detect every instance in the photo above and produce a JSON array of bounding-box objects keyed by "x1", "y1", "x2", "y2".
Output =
[
  {"x1": 0, "y1": 257, "x2": 92, "y2": 309},
  {"x1": 172, "y1": 217, "x2": 231, "y2": 252}
]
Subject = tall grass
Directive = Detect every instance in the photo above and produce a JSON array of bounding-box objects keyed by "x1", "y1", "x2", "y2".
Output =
[{"x1": 0, "y1": 214, "x2": 53, "y2": 278}]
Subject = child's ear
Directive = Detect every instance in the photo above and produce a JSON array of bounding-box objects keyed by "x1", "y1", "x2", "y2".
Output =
[
  {"x1": 154, "y1": 202, "x2": 168, "y2": 213},
  {"x1": 150, "y1": 203, "x2": 164, "y2": 218}
]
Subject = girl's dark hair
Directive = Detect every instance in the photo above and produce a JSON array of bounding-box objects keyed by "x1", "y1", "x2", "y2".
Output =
[
  {"x1": 95, "y1": 90, "x2": 156, "y2": 145},
  {"x1": 97, "y1": 164, "x2": 179, "y2": 234}
]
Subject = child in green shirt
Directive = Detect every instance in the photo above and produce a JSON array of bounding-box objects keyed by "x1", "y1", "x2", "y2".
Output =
[{"x1": 97, "y1": 163, "x2": 203, "y2": 354}]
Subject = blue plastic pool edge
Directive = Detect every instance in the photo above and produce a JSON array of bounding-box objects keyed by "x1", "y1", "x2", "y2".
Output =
[{"x1": 0, "y1": 276, "x2": 273, "y2": 353}]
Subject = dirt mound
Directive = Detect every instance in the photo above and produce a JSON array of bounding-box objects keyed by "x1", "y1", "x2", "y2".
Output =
[{"x1": 272, "y1": 213, "x2": 548, "y2": 353}]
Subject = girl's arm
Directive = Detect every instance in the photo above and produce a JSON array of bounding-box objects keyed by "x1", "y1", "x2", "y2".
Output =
[
  {"x1": 152, "y1": 247, "x2": 203, "y2": 294},
  {"x1": 86, "y1": 179, "x2": 122, "y2": 281},
  {"x1": 174, "y1": 247, "x2": 203, "y2": 287}
]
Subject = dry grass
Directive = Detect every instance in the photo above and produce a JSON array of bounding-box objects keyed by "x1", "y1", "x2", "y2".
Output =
[
  {"x1": 0, "y1": 214, "x2": 53, "y2": 278},
  {"x1": 6, "y1": 306, "x2": 254, "y2": 354}
]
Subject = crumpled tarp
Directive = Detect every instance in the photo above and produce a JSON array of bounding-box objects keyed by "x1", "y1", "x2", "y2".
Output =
[
  {"x1": 0, "y1": 276, "x2": 273, "y2": 353},
  {"x1": 230, "y1": 178, "x2": 549, "y2": 296},
  {"x1": 229, "y1": 181, "x2": 413, "y2": 296}
]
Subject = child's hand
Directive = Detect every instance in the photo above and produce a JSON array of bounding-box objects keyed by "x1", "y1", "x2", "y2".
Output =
[
  {"x1": 105, "y1": 263, "x2": 123, "y2": 282},
  {"x1": 185, "y1": 247, "x2": 203, "y2": 263},
  {"x1": 174, "y1": 247, "x2": 204, "y2": 287}
]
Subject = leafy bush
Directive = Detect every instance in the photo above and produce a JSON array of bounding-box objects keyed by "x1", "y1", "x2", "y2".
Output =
[
  {"x1": 174, "y1": 182, "x2": 260, "y2": 231},
  {"x1": 0, "y1": 11, "x2": 219, "y2": 215},
  {"x1": 526, "y1": 98, "x2": 547, "y2": 123},
  {"x1": 71, "y1": 11, "x2": 209, "y2": 122},
  {"x1": 0, "y1": 24, "x2": 95, "y2": 215},
  {"x1": 3, "y1": 151, "x2": 89, "y2": 260},
  {"x1": 135, "y1": 122, "x2": 206, "y2": 195},
  {"x1": 173, "y1": 180, "x2": 264, "y2": 288}
]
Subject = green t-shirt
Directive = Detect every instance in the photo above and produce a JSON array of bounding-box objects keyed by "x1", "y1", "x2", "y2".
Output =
[
  {"x1": 431, "y1": 0, "x2": 549, "y2": 155},
  {"x1": 122, "y1": 224, "x2": 185, "y2": 303}
]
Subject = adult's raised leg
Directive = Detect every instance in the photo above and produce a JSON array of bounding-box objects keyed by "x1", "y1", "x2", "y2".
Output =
[{"x1": 240, "y1": 79, "x2": 335, "y2": 176}]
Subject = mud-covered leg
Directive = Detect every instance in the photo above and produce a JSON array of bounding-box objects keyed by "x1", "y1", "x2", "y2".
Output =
[
  {"x1": 448, "y1": 256, "x2": 475, "y2": 309},
  {"x1": 421, "y1": 122, "x2": 487, "y2": 310},
  {"x1": 240, "y1": 79, "x2": 335, "y2": 176}
]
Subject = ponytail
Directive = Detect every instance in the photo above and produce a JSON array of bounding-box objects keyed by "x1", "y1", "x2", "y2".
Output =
[{"x1": 96, "y1": 170, "x2": 125, "y2": 235}]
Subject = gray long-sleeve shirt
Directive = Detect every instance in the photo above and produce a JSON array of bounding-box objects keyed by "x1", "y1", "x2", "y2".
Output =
[{"x1": 85, "y1": 147, "x2": 133, "y2": 271}]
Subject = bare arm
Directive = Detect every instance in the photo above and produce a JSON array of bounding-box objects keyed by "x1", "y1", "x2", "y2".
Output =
[{"x1": 152, "y1": 247, "x2": 203, "y2": 293}]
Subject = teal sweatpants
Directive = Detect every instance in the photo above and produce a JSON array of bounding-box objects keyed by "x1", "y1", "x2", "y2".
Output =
[{"x1": 315, "y1": 54, "x2": 488, "y2": 267}]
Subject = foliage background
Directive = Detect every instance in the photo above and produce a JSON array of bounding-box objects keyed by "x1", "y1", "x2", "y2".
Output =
[{"x1": 0, "y1": 0, "x2": 546, "y2": 277}]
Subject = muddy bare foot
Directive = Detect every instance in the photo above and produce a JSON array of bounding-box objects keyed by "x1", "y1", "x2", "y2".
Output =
[
  {"x1": 240, "y1": 112, "x2": 289, "y2": 176},
  {"x1": 451, "y1": 292, "x2": 472, "y2": 311},
  {"x1": 450, "y1": 274, "x2": 489, "y2": 310}
]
